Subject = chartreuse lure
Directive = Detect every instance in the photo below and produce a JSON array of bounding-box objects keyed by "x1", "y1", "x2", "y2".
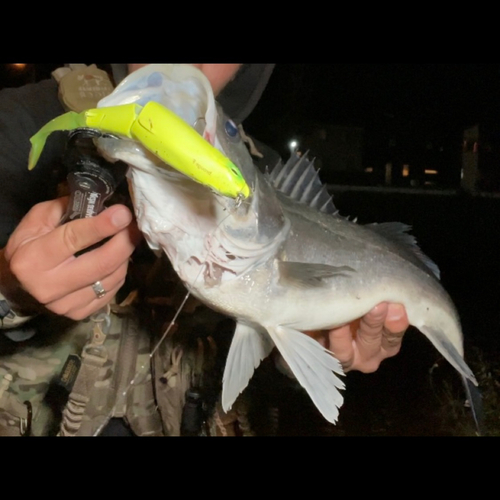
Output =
[{"x1": 28, "y1": 101, "x2": 250, "y2": 199}]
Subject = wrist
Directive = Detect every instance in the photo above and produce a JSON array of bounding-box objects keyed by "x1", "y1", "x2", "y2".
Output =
[{"x1": 0, "y1": 248, "x2": 36, "y2": 328}]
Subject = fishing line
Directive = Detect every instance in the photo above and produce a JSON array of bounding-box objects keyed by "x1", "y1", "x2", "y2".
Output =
[
  {"x1": 144, "y1": 191, "x2": 244, "y2": 359},
  {"x1": 93, "y1": 196, "x2": 243, "y2": 436},
  {"x1": 146, "y1": 199, "x2": 240, "y2": 358}
]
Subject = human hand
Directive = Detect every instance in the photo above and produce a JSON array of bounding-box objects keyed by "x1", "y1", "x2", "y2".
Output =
[
  {"x1": 307, "y1": 303, "x2": 409, "y2": 373},
  {"x1": 0, "y1": 197, "x2": 142, "y2": 320},
  {"x1": 128, "y1": 64, "x2": 242, "y2": 96},
  {"x1": 191, "y1": 64, "x2": 242, "y2": 95}
]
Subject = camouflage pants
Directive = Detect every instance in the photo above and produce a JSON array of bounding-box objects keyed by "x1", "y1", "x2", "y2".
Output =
[
  {"x1": 0, "y1": 307, "x2": 162, "y2": 436},
  {"x1": 0, "y1": 291, "x2": 242, "y2": 436}
]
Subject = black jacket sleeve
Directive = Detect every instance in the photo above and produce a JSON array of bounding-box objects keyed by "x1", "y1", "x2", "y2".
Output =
[{"x1": 0, "y1": 79, "x2": 66, "y2": 247}]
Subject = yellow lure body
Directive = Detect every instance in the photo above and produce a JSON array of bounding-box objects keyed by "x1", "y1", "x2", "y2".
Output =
[{"x1": 28, "y1": 102, "x2": 250, "y2": 199}]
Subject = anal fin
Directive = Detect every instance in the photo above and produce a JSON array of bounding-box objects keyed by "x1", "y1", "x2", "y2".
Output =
[{"x1": 267, "y1": 325, "x2": 345, "y2": 424}]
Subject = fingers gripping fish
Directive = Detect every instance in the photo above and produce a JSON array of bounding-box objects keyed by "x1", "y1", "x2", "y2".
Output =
[{"x1": 29, "y1": 64, "x2": 480, "y2": 427}]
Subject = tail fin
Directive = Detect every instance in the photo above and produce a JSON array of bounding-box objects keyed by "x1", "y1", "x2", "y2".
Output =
[
  {"x1": 463, "y1": 376, "x2": 485, "y2": 435},
  {"x1": 420, "y1": 324, "x2": 477, "y2": 384},
  {"x1": 421, "y1": 325, "x2": 483, "y2": 433}
]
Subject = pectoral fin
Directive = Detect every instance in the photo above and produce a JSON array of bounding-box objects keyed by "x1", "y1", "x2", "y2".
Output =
[
  {"x1": 278, "y1": 261, "x2": 355, "y2": 288},
  {"x1": 222, "y1": 322, "x2": 274, "y2": 412},
  {"x1": 266, "y1": 325, "x2": 345, "y2": 424}
]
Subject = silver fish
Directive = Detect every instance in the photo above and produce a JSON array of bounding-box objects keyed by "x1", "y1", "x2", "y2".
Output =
[{"x1": 96, "y1": 64, "x2": 478, "y2": 425}]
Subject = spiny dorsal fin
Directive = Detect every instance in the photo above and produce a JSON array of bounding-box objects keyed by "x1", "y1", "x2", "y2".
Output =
[
  {"x1": 267, "y1": 155, "x2": 440, "y2": 279},
  {"x1": 267, "y1": 153, "x2": 337, "y2": 215},
  {"x1": 367, "y1": 222, "x2": 441, "y2": 279}
]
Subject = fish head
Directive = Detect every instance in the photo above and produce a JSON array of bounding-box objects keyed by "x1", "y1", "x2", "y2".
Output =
[
  {"x1": 97, "y1": 64, "x2": 251, "y2": 199},
  {"x1": 96, "y1": 64, "x2": 286, "y2": 250},
  {"x1": 212, "y1": 102, "x2": 286, "y2": 244}
]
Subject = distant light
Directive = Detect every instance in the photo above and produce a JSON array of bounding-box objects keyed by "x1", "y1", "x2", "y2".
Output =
[
  {"x1": 10, "y1": 64, "x2": 27, "y2": 70},
  {"x1": 424, "y1": 169, "x2": 438, "y2": 175},
  {"x1": 364, "y1": 167, "x2": 373, "y2": 173},
  {"x1": 402, "y1": 164, "x2": 410, "y2": 177},
  {"x1": 289, "y1": 140, "x2": 298, "y2": 150}
]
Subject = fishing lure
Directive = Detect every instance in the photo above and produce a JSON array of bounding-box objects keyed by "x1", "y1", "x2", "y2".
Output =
[{"x1": 28, "y1": 101, "x2": 250, "y2": 200}]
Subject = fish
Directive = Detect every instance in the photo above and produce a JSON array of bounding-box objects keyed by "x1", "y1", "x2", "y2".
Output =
[{"x1": 30, "y1": 64, "x2": 480, "y2": 426}]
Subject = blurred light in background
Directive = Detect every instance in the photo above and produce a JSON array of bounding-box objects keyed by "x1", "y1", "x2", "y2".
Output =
[{"x1": 0, "y1": 64, "x2": 35, "y2": 89}]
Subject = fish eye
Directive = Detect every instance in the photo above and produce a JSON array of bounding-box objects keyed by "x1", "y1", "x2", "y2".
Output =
[{"x1": 224, "y1": 119, "x2": 239, "y2": 139}]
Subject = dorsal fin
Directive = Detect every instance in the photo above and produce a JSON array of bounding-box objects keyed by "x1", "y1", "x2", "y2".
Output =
[
  {"x1": 267, "y1": 155, "x2": 440, "y2": 279},
  {"x1": 367, "y1": 222, "x2": 441, "y2": 279},
  {"x1": 267, "y1": 153, "x2": 337, "y2": 215}
]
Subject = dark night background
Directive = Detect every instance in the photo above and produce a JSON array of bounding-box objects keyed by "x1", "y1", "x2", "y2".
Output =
[
  {"x1": 246, "y1": 63, "x2": 500, "y2": 187},
  {"x1": 3, "y1": 63, "x2": 500, "y2": 188},
  {"x1": 1, "y1": 63, "x2": 499, "y2": 435}
]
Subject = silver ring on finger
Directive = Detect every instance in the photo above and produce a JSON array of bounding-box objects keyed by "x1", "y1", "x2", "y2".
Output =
[{"x1": 91, "y1": 281, "x2": 107, "y2": 299}]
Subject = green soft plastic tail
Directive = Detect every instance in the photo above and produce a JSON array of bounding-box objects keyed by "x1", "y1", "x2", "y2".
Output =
[
  {"x1": 28, "y1": 111, "x2": 86, "y2": 170},
  {"x1": 28, "y1": 102, "x2": 250, "y2": 200}
]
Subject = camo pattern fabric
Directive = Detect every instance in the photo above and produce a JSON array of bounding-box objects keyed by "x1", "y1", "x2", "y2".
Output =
[
  {"x1": 58, "y1": 307, "x2": 163, "y2": 437},
  {"x1": 144, "y1": 255, "x2": 236, "y2": 436},
  {"x1": 0, "y1": 305, "x2": 164, "y2": 436},
  {"x1": 0, "y1": 254, "x2": 237, "y2": 437},
  {"x1": 0, "y1": 315, "x2": 90, "y2": 436}
]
